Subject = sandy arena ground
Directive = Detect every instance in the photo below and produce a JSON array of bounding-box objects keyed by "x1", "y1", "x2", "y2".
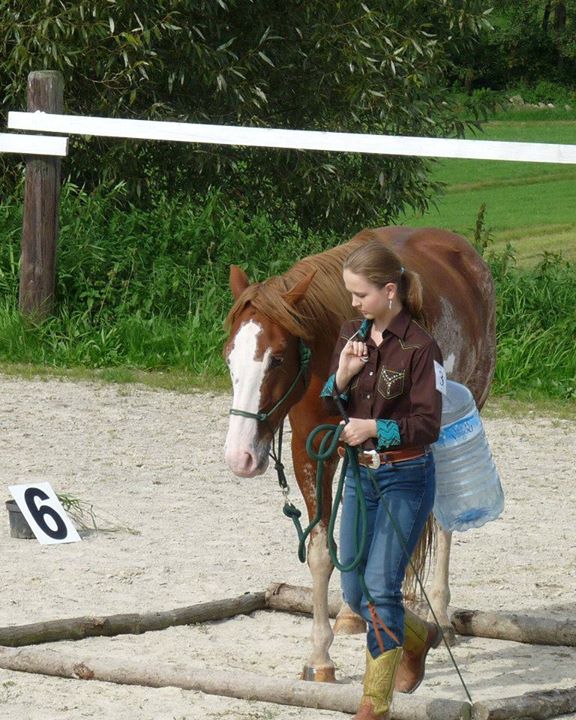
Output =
[{"x1": 0, "y1": 374, "x2": 575, "y2": 720}]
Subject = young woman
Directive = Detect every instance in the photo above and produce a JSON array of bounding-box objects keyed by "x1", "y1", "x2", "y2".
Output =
[{"x1": 321, "y1": 239, "x2": 443, "y2": 720}]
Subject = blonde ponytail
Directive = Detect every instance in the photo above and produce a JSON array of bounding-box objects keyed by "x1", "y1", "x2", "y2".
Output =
[{"x1": 399, "y1": 268, "x2": 424, "y2": 321}]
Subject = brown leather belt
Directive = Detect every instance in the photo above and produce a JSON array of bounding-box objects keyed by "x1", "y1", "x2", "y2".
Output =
[{"x1": 337, "y1": 446, "x2": 426, "y2": 469}]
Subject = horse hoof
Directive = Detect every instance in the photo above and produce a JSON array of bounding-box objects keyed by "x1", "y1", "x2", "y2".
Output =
[
  {"x1": 334, "y1": 614, "x2": 366, "y2": 635},
  {"x1": 301, "y1": 664, "x2": 337, "y2": 682},
  {"x1": 439, "y1": 623, "x2": 456, "y2": 646}
]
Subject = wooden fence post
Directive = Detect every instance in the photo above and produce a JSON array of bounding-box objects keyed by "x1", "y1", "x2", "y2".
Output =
[{"x1": 19, "y1": 70, "x2": 64, "y2": 318}]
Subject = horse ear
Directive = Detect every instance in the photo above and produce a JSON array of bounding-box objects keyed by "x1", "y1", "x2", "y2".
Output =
[
  {"x1": 229, "y1": 265, "x2": 250, "y2": 299},
  {"x1": 282, "y1": 269, "x2": 317, "y2": 306}
]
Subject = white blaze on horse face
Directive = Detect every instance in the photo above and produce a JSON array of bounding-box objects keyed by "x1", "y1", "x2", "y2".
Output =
[{"x1": 225, "y1": 320, "x2": 271, "y2": 477}]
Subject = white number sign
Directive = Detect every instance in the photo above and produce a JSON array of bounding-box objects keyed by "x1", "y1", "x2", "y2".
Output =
[
  {"x1": 434, "y1": 360, "x2": 447, "y2": 396},
  {"x1": 8, "y1": 482, "x2": 81, "y2": 545}
]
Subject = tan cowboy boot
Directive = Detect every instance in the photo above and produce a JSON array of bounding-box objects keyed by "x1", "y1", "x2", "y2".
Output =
[
  {"x1": 353, "y1": 647, "x2": 402, "y2": 720},
  {"x1": 394, "y1": 609, "x2": 440, "y2": 694}
]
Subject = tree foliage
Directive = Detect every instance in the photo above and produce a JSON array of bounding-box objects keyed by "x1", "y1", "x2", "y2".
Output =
[
  {"x1": 468, "y1": 0, "x2": 576, "y2": 89},
  {"x1": 1, "y1": 0, "x2": 493, "y2": 231}
]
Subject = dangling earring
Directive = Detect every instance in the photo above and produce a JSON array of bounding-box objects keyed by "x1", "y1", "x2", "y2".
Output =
[{"x1": 388, "y1": 298, "x2": 392, "y2": 310}]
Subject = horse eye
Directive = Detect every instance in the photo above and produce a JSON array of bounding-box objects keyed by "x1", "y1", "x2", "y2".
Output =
[{"x1": 270, "y1": 355, "x2": 284, "y2": 368}]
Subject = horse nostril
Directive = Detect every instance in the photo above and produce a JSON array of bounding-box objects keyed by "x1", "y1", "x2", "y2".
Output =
[
  {"x1": 242, "y1": 452, "x2": 256, "y2": 472},
  {"x1": 224, "y1": 446, "x2": 262, "y2": 477}
]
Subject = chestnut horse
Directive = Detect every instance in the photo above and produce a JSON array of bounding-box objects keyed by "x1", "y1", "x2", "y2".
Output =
[{"x1": 224, "y1": 227, "x2": 495, "y2": 682}]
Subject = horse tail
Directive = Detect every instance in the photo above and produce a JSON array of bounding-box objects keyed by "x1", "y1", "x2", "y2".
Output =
[{"x1": 403, "y1": 513, "x2": 436, "y2": 602}]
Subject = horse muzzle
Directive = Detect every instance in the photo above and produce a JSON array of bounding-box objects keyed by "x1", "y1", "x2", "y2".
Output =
[{"x1": 224, "y1": 443, "x2": 270, "y2": 477}]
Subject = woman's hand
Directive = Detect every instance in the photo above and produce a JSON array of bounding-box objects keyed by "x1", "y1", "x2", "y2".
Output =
[
  {"x1": 336, "y1": 339, "x2": 368, "y2": 389},
  {"x1": 339, "y1": 418, "x2": 377, "y2": 446}
]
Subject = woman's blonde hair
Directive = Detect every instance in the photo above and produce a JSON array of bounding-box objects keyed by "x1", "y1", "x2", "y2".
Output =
[{"x1": 343, "y1": 239, "x2": 424, "y2": 320}]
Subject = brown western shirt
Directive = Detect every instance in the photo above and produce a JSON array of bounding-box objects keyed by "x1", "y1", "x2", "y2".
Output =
[{"x1": 322, "y1": 310, "x2": 443, "y2": 450}]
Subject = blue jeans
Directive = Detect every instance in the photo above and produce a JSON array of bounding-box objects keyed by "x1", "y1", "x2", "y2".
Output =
[{"x1": 339, "y1": 452, "x2": 435, "y2": 658}]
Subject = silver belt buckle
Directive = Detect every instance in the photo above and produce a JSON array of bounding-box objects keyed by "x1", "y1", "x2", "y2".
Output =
[{"x1": 365, "y1": 449, "x2": 381, "y2": 469}]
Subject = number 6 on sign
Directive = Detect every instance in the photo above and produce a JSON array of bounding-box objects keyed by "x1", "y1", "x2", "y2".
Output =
[{"x1": 8, "y1": 482, "x2": 81, "y2": 545}]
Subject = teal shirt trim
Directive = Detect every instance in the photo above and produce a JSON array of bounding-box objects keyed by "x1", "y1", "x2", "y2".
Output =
[
  {"x1": 376, "y1": 419, "x2": 401, "y2": 449},
  {"x1": 358, "y1": 319, "x2": 371, "y2": 339},
  {"x1": 320, "y1": 373, "x2": 349, "y2": 401}
]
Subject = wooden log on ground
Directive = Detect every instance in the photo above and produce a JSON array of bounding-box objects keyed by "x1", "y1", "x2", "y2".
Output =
[
  {"x1": 451, "y1": 608, "x2": 576, "y2": 646},
  {"x1": 268, "y1": 585, "x2": 576, "y2": 648},
  {"x1": 0, "y1": 592, "x2": 266, "y2": 647},
  {"x1": 0, "y1": 646, "x2": 471, "y2": 719},
  {"x1": 472, "y1": 686, "x2": 576, "y2": 720},
  {"x1": 5, "y1": 582, "x2": 574, "y2": 650},
  {"x1": 0, "y1": 582, "x2": 338, "y2": 648},
  {"x1": 266, "y1": 582, "x2": 342, "y2": 618}
]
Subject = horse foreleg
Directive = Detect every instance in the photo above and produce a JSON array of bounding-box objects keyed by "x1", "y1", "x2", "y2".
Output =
[
  {"x1": 428, "y1": 525, "x2": 456, "y2": 644},
  {"x1": 301, "y1": 523, "x2": 337, "y2": 682}
]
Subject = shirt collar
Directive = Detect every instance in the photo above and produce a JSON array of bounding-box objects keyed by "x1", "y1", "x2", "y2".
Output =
[
  {"x1": 381, "y1": 308, "x2": 411, "y2": 340},
  {"x1": 357, "y1": 310, "x2": 411, "y2": 343}
]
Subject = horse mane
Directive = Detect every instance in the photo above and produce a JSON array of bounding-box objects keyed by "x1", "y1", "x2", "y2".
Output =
[{"x1": 226, "y1": 233, "x2": 376, "y2": 345}]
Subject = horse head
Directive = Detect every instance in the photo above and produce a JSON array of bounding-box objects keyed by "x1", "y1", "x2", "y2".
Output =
[{"x1": 224, "y1": 265, "x2": 316, "y2": 477}]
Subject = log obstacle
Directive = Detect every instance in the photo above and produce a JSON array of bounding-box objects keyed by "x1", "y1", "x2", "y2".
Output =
[
  {"x1": 471, "y1": 687, "x2": 576, "y2": 720},
  {"x1": 0, "y1": 592, "x2": 267, "y2": 647},
  {"x1": 266, "y1": 582, "x2": 343, "y2": 618},
  {"x1": 1, "y1": 584, "x2": 575, "y2": 648},
  {"x1": 450, "y1": 608, "x2": 576, "y2": 646},
  {"x1": 2, "y1": 583, "x2": 576, "y2": 717},
  {"x1": 0, "y1": 645, "x2": 470, "y2": 720},
  {"x1": 0, "y1": 584, "x2": 330, "y2": 648}
]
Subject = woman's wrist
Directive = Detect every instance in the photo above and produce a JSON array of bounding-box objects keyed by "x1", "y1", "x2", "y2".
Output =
[
  {"x1": 335, "y1": 368, "x2": 353, "y2": 393},
  {"x1": 368, "y1": 419, "x2": 378, "y2": 439}
]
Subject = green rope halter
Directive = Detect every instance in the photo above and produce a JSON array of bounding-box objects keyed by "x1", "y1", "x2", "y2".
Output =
[
  {"x1": 228, "y1": 339, "x2": 312, "y2": 509},
  {"x1": 229, "y1": 339, "x2": 311, "y2": 425}
]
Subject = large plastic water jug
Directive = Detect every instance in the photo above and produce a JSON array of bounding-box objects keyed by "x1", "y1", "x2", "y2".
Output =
[{"x1": 432, "y1": 381, "x2": 504, "y2": 532}]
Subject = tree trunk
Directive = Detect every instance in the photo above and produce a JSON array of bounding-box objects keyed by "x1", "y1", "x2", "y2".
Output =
[
  {"x1": 553, "y1": 1, "x2": 567, "y2": 32},
  {"x1": 543, "y1": 1, "x2": 552, "y2": 32}
]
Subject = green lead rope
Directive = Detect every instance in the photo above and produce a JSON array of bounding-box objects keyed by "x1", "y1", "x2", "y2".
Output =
[{"x1": 282, "y1": 422, "x2": 369, "y2": 576}]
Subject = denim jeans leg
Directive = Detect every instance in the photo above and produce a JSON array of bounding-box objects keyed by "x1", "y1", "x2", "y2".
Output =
[
  {"x1": 340, "y1": 455, "x2": 435, "y2": 658},
  {"x1": 339, "y1": 467, "x2": 377, "y2": 615}
]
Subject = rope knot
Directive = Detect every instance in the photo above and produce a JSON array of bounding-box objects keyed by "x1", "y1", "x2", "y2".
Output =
[
  {"x1": 283, "y1": 502, "x2": 302, "y2": 520},
  {"x1": 274, "y1": 460, "x2": 288, "y2": 489}
]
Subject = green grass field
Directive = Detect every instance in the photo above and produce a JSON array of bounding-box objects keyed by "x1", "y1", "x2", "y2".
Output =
[{"x1": 399, "y1": 115, "x2": 576, "y2": 264}]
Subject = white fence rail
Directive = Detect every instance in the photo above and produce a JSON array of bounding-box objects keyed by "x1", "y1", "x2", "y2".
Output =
[
  {"x1": 8, "y1": 111, "x2": 576, "y2": 165},
  {"x1": 0, "y1": 132, "x2": 68, "y2": 157}
]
